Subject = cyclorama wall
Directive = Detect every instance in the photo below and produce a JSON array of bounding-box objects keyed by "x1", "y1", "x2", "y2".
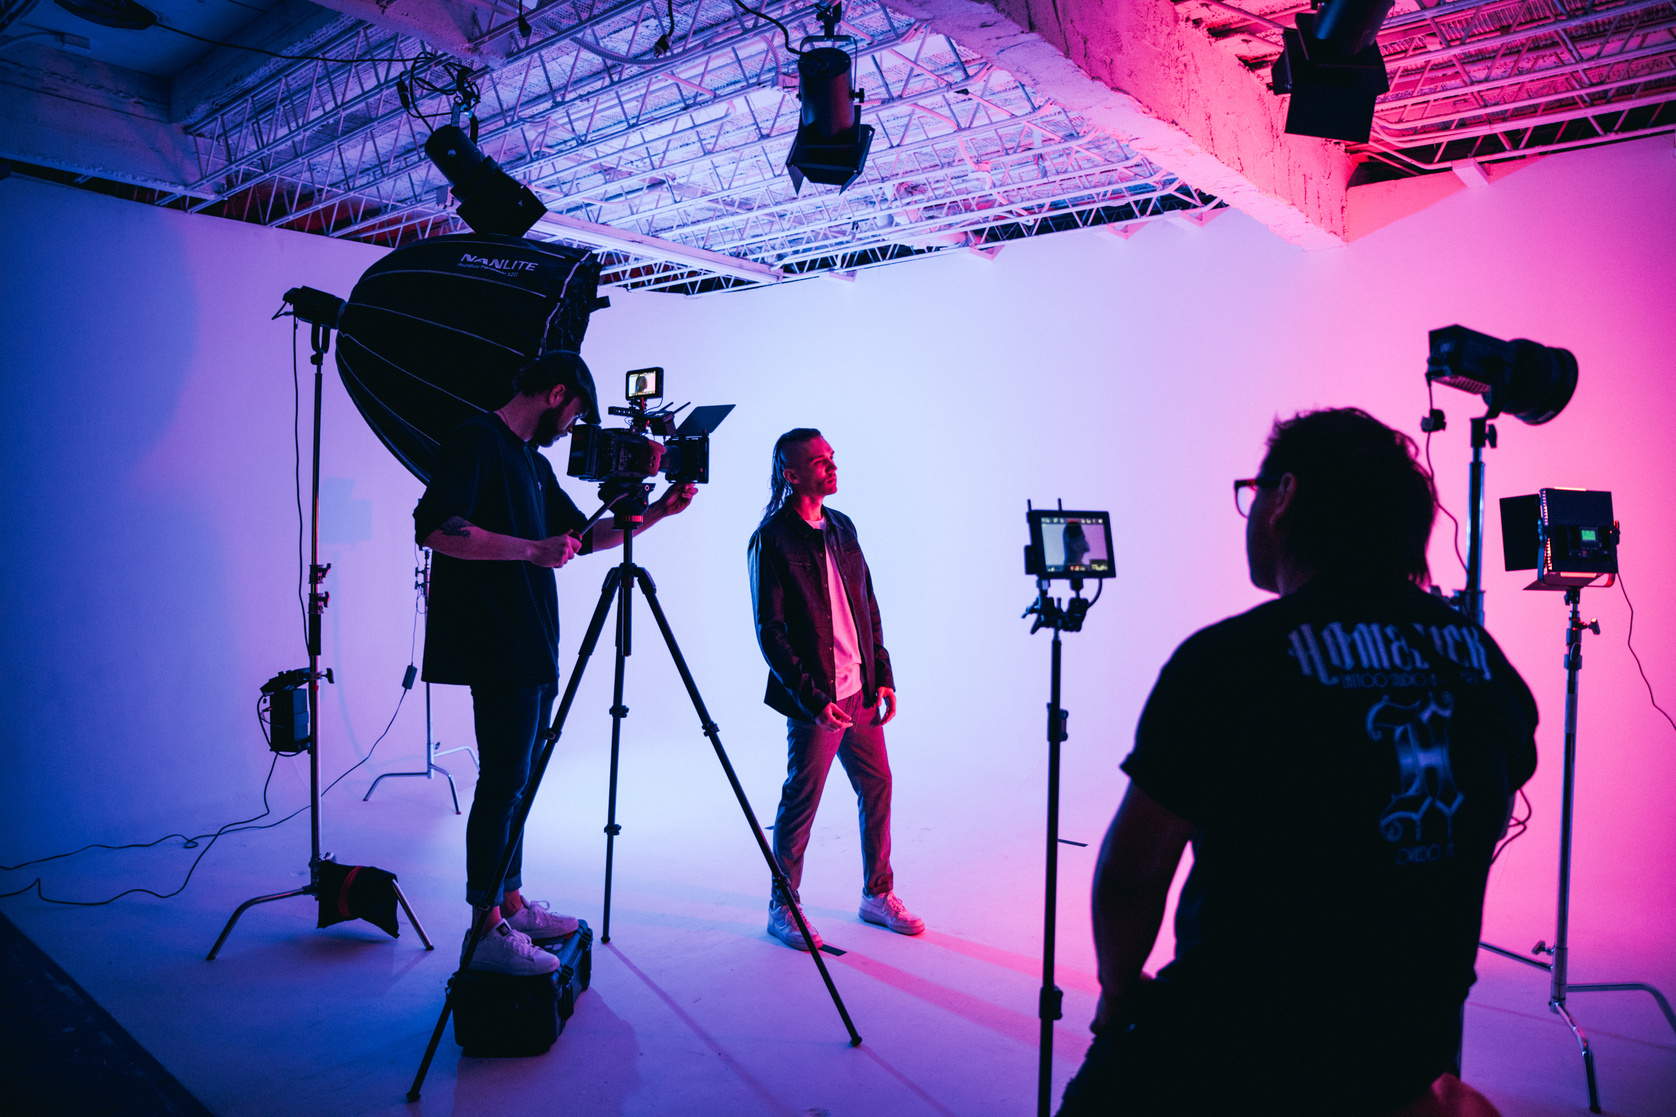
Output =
[{"x1": 0, "y1": 135, "x2": 1672, "y2": 987}]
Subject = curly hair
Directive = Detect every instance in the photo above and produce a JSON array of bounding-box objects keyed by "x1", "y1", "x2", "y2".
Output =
[{"x1": 1261, "y1": 408, "x2": 1437, "y2": 585}]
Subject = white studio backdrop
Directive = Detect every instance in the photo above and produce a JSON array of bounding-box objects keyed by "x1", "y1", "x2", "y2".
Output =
[{"x1": 1, "y1": 134, "x2": 1672, "y2": 986}]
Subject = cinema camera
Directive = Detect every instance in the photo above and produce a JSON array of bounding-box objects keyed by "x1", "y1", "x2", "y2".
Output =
[{"x1": 567, "y1": 366, "x2": 735, "y2": 486}]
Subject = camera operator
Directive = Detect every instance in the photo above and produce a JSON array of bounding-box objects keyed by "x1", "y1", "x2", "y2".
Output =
[
  {"x1": 748, "y1": 429, "x2": 924, "y2": 951},
  {"x1": 1058, "y1": 409, "x2": 1537, "y2": 1116},
  {"x1": 414, "y1": 350, "x2": 695, "y2": 976}
]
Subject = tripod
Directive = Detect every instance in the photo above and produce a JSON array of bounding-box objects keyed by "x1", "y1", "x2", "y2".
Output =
[
  {"x1": 1023, "y1": 578, "x2": 1095, "y2": 1117},
  {"x1": 365, "y1": 551, "x2": 468, "y2": 814},
  {"x1": 209, "y1": 303, "x2": 433, "y2": 960},
  {"x1": 408, "y1": 484, "x2": 862, "y2": 1100},
  {"x1": 1477, "y1": 586, "x2": 1676, "y2": 1113}
]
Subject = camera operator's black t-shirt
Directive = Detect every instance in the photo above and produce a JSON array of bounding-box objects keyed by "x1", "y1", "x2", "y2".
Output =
[
  {"x1": 1120, "y1": 573, "x2": 1537, "y2": 1100},
  {"x1": 414, "y1": 413, "x2": 587, "y2": 687}
]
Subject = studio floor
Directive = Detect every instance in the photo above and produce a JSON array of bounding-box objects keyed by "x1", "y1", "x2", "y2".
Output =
[{"x1": 3, "y1": 734, "x2": 1673, "y2": 1117}]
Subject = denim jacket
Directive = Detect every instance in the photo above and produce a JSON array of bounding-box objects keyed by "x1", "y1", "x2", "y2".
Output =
[{"x1": 748, "y1": 504, "x2": 894, "y2": 722}]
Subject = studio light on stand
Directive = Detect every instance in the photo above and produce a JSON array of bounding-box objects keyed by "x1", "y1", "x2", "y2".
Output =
[
  {"x1": 1421, "y1": 329, "x2": 1675, "y2": 1110},
  {"x1": 207, "y1": 287, "x2": 435, "y2": 961},
  {"x1": 1421, "y1": 324, "x2": 1578, "y2": 626},
  {"x1": 1270, "y1": 0, "x2": 1394, "y2": 142},
  {"x1": 784, "y1": 2, "x2": 874, "y2": 193},
  {"x1": 1020, "y1": 503, "x2": 1115, "y2": 1117},
  {"x1": 1481, "y1": 490, "x2": 1676, "y2": 1113}
]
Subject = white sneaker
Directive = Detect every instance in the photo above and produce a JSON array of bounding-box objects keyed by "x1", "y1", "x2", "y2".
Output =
[
  {"x1": 505, "y1": 899, "x2": 580, "y2": 942},
  {"x1": 859, "y1": 891, "x2": 925, "y2": 935},
  {"x1": 767, "y1": 901, "x2": 823, "y2": 952},
  {"x1": 464, "y1": 920, "x2": 560, "y2": 976}
]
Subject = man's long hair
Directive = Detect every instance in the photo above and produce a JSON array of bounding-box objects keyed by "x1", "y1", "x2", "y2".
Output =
[
  {"x1": 1261, "y1": 408, "x2": 1437, "y2": 585},
  {"x1": 760, "y1": 427, "x2": 823, "y2": 529}
]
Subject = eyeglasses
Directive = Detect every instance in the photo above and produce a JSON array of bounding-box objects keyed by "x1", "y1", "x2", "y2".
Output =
[{"x1": 1234, "y1": 473, "x2": 1283, "y2": 518}]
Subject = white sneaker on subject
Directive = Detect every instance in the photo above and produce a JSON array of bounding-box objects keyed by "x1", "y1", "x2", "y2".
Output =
[
  {"x1": 505, "y1": 899, "x2": 581, "y2": 942},
  {"x1": 767, "y1": 901, "x2": 823, "y2": 952},
  {"x1": 859, "y1": 891, "x2": 925, "y2": 935},
  {"x1": 465, "y1": 920, "x2": 561, "y2": 976}
]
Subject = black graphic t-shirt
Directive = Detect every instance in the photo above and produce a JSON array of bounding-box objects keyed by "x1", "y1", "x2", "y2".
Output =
[
  {"x1": 414, "y1": 413, "x2": 587, "y2": 687},
  {"x1": 1121, "y1": 572, "x2": 1537, "y2": 1097}
]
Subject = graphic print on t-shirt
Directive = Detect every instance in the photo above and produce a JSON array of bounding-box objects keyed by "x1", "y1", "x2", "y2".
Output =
[
  {"x1": 1367, "y1": 693, "x2": 1463, "y2": 862},
  {"x1": 1285, "y1": 618, "x2": 1490, "y2": 867}
]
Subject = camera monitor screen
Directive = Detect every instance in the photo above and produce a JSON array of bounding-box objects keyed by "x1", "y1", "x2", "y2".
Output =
[
  {"x1": 626, "y1": 367, "x2": 663, "y2": 400},
  {"x1": 1027, "y1": 510, "x2": 1115, "y2": 580}
]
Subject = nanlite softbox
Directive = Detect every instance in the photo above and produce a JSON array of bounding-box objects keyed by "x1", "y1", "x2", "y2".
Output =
[{"x1": 335, "y1": 233, "x2": 601, "y2": 484}]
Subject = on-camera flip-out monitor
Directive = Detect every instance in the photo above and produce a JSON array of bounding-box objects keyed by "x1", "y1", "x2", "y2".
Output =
[
  {"x1": 626, "y1": 367, "x2": 663, "y2": 401},
  {"x1": 1025, "y1": 510, "x2": 1115, "y2": 580}
]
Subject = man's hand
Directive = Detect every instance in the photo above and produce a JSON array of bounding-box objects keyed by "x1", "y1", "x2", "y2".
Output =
[
  {"x1": 817, "y1": 702, "x2": 853, "y2": 731},
  {"x1": 527, "y1": 533, "x2": 583, "y2": 568},
  {"x1": 651, "y1": 482, "x2": 698, "y2": 519},
  {"x1": 1090, "y1": 972, "x2": 1151, "y2": 1034},
  {"x1": 871, "y1": 686, "x2": 897, "y2": 726}
]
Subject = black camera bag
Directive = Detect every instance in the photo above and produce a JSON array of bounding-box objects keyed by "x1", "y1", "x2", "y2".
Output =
[{"x1": 451, "y1": 921, "x2": 593, "y2": 1057}]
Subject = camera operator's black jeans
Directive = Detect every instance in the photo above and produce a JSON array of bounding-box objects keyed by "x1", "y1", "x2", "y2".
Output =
[
  {"x1": 771, "y1": 689, "x2": 895, "y2": 903},
  {"x1": 465, "y1": 681, "x2": 557, "y2": 907}
]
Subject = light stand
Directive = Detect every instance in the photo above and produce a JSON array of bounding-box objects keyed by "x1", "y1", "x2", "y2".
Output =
[
  {"x1": 364, "y1": 550, "x2": 466, "y2": 814},
  {"x1": 1476, "y1": 587, "x2": 1676, "y2": 1113},
  {"x1": 1022, "y1": 578, "x2": 1094, "y2": 1117},
  {"x1": 407, "y1": 484, "x2": 862, "y2": 1101},
  {"x1": 208, "y1": 293, "x2": 433, "y2": 961},
  {"x1": 1426, "y1": 385, "x2": 1675, "y2": 1109}
]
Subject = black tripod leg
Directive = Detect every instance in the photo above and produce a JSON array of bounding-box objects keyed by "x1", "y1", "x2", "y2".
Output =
[
  {"x1": 633, "y1": 569, "x2": 863, "y2": 1047},
  {"x1": 601, "y1": 562, "x2": 634, "y2": 943},
  {"x1": 407, "y1": 569, "x2": 621, "y2": 1102}
]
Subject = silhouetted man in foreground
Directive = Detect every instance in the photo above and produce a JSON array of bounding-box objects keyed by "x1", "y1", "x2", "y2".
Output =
[{"x1": 1059, "y1": 409, "x2": 1537, "y2": 1116}]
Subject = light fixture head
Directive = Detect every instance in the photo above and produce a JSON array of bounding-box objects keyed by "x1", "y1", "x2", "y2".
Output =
[
  {"x1": 1270, "y1": 0, "x2": 1394, "y2": 143},
  {"x1": 424, "y1": 125, "x2": 548, "y2": 238},
  {"x1": 786, "y1": 46, "x2": 873, "y2": 193},
  {"x1": 1427, "y1": 325, "x2": 1579, "y2": 426}
]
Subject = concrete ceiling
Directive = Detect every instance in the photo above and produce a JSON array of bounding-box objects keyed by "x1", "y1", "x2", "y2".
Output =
[{"x1": 3, "y1": 0, "x2": 1672, "y2": 290}]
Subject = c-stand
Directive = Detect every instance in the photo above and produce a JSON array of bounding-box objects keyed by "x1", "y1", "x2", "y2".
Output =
[
  {"x1": 209, "y1": 294, "x2": 433, "y2": 961},
  {"x1": 364, "y1": 550, "x2": 469, "y2": 814},
  {"x1": 1022, "y1": 577, "x2": 1096, "y2": 1117},
  {"x1": 1475, "y1": 586, "x2": 1676, "y2": 1113},
  {"x1": 407, "y1": 481, "x2": 861, "y2": 1101}
]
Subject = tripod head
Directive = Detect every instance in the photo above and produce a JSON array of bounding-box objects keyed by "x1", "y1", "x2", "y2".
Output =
[{"x1": 597, "y1": 478, "x2": 654, "y2": 532}]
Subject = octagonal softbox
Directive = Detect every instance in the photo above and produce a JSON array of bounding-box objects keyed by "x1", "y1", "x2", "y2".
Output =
[{"x1": 335, "y1": 233, "x2": 601, "y2": 484}]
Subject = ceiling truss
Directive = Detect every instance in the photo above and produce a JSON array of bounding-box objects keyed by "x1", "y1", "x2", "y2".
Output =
[{"x1": 160, "y1": 0, "x2": 1212, "y2": 291}]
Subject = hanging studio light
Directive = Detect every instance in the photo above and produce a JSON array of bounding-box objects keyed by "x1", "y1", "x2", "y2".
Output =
[
  {"x1": 785, "y1": 46, "x2": 874, "y2": 193},
  {"x1": 1271, "y1": 0, "x2": 1394, "y2": 143},
  {"x1": 424, "y1": 125, "x2": 549, "y2": 238}
]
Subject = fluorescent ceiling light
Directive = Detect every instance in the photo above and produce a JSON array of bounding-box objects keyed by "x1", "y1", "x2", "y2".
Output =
[{"x1": 533, "y1": 212, "x2": 784, "y2": 285}]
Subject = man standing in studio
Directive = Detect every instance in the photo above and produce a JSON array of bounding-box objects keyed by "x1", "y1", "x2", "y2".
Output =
[
  {"x1": 1057, "y1": 408, "x2": 1538, "y2": 1116},
  {"x1": 749, "y1": 428, "x2": 924, "y2": 951},
  {"x1": 414, "y1": 350, "x2": 696, "y2": 976}
]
